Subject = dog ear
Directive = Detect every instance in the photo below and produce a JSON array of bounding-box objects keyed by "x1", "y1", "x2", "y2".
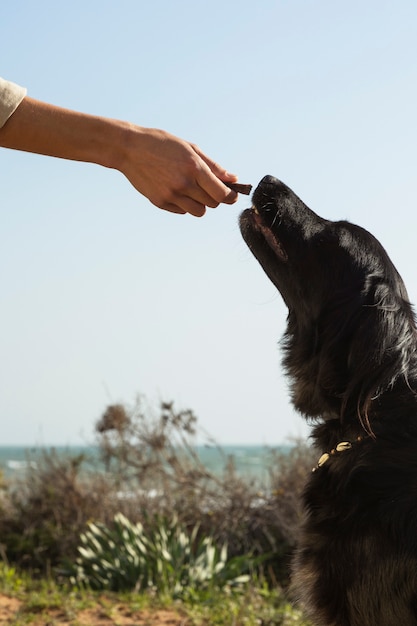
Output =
[{"x1": 344, "y1": 279, "x2": 417, "y2": 433}]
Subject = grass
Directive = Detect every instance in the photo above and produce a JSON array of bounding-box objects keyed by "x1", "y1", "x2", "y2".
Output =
[{"x1": 0, "y1": 564, "x2": 311, "y2": 625}]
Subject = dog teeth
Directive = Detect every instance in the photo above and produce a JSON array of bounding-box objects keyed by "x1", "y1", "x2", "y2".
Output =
[{"x1": 253, "y1": 206, "x2": 260, "y2": 215}]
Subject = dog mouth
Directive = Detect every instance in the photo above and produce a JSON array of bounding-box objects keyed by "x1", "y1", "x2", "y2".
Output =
[{"x1": 250, "y1": 206, "x2": 288, "y2": 262}]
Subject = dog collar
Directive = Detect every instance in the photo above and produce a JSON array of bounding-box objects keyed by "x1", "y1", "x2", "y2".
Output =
[{"x1": 312, "y1": 437, "x2": 364, "y2": 473}]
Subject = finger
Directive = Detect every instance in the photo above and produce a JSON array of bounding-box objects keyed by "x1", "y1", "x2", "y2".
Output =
[
  {"x1": 149, "y1": 180, "x2": 211, "y2": 215},
  {"x1": 160, "y1": 204, "x2": 187, "y2": 215},
  {"x1": 191, "y1": 146, "x2": 239, "y2": 205},
  {"x1": 162, "y1": 198, "x2": 207, "y2": 218},
  {"x1": 183, "y1": 183, "x2": 224, "y2": 209},
  {"x1": 166, "y1": 172, "x2": 227, "y2": 209},
  {"x1": 192, "y1": 144, "x2": 238, "y2": 182},
  {"x1": 196, "y1": 167, "x2": 238, "y2": 205}
]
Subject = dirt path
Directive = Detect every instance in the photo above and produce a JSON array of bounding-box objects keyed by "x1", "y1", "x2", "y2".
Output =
[{"x1": 0, "y1": 593, "x2": 189, "y2": 625}]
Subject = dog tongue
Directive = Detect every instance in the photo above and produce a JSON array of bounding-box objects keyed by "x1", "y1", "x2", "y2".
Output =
[{"x1": 253, "y1": 212, "x2": 288, "y2": 261}]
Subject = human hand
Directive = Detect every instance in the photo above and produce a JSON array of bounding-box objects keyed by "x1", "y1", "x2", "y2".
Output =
[
  {"x1": 119, "y1": 127, "x2": 239, "y2": 217},
  {"x1": 0, "y1": 95, "x2": 239, "y2": 217}
]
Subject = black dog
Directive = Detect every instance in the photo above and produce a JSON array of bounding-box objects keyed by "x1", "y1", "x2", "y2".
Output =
[{"x1": 240, "y1": 175, "x2": 417, "y2": 626}]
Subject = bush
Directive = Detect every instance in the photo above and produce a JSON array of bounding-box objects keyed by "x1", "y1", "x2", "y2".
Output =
[
  {"x1": 0, "y1": 393, "x2": 315, "y2": 588},
  {"x1": 93, "y1": 396, "x2": 316, "y2": 578},
  {"x1": 0, "y1": 449, "x2": 117, "y2": 572}
]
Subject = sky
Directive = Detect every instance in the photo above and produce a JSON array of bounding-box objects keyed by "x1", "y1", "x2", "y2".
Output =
[{"x1": 1, "y1": 0, "x2": 417, "y2": 446}]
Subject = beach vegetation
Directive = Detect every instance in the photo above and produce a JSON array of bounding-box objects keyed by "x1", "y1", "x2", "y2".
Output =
[
  {"x1": 66, "y1": 512, "x2": 254, "y2": 596},
  {"x1": 0, "y1": 393, "x2": 316, "y2": 623}
]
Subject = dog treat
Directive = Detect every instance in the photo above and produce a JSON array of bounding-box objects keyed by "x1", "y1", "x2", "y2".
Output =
[{"x1": 225, "y1": 182, "x2": 253, "y2": 195}]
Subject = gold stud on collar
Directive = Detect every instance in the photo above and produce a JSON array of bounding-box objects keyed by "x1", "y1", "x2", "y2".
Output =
[
  {"x1": 317, "y1": 453, "x2": 330, "y2": 467},
  {"x1": 312, "y1": 440, "x2": 357, "y2": 472}
]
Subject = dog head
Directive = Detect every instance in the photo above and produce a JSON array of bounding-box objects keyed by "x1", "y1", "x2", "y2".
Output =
[{"x1": 240, "y1": 175, "x2": 417, "y2": 432}]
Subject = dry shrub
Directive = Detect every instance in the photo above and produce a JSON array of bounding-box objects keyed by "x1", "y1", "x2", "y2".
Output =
[
  {"x1": 0, "y1": 451, "x2": 116, "y2": 572},
  {"x1": 93, "y1": 395, "x2": 316, "y2": 585},
  {"x1": 0, "y1": 395, "x2": 315, "y2": 585},
  {"x1": 267, "y1": 443, "x2": 317, "y2": 544}
]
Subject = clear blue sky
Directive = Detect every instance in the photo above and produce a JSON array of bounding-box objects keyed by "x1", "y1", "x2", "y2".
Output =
[{"x1": 1, "y1": 0, "x2": 417, "y2": 445}]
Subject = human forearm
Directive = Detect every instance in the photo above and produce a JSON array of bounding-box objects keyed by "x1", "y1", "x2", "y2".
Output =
[
  {"x1": 0, "y1": 96, "x2": 124, "y2": 167},
  {"x1": 0, "y1": 96, "x2": 239, "y2": 216}
]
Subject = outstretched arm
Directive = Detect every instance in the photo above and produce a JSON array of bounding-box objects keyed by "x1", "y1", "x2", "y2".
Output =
[{"x1": 0, "y1": 95, "x2": 238, "y2": 217}]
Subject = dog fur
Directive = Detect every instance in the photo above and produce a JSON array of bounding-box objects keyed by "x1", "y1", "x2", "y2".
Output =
[{"x1": 240, "y1": 175, "x2": 417, "y2": 625}]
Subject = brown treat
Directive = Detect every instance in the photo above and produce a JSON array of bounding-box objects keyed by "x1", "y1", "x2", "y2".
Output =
[{"x1": 225, "y1": 182, "x2": 253, "y2": 195}]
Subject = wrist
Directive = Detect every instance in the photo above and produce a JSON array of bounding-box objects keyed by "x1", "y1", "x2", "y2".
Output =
[
  {"x1": 97, "y1": 118, "x2": 131, "y2": 171},
  {"x1": 100, "y1": 119, "x2": 150, "y2": 173}
]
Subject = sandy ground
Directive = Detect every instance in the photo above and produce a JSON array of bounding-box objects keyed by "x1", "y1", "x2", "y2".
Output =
[{"x1": 0, "y1": 593, "x2": 189, "y2": 625}]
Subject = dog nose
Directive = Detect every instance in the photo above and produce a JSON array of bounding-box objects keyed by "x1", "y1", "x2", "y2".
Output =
[
  {"x1": 260, "y1": 175, "x2": 281, "y2": 186},
  {"x1": 258, "y1": 175, "x2": 288, "y2": 198}
]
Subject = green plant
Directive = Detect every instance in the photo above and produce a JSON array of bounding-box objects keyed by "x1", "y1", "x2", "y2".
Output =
[
  {"x1": 0, "y1": 563, "x2": 311, "y2": 626},
  {"x1": 186, "y1": 583, "x2": 312, "y2": 625},
  {"x1": 0, "y1": 563, "x2": 26, "y2": 594},
  {"x1": 68, "y1": 512, "x2": 252, "y2": 596}
]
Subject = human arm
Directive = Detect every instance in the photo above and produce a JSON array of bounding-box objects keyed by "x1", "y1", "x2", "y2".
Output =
[{"x1": 0, "y1": 93, "x2": 238, "y2": 217}]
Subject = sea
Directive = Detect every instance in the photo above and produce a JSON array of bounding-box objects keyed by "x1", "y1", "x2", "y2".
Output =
[{"x1": 0, "y1": 444, "x2": 292, "y2": 483}]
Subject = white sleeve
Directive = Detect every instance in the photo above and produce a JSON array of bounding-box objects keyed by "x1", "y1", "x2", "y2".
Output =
[{"x1": 0, "y1": 77, "x2": 27, "y2": 128}]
